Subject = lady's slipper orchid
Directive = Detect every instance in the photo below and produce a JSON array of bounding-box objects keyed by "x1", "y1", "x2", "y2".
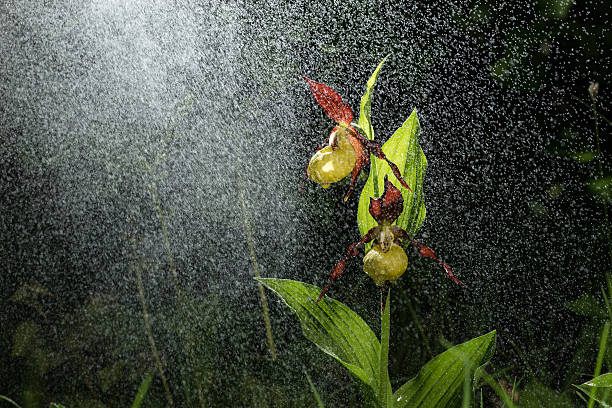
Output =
[
  {"x1": 303, "y1": 77, "x2": 412, "y2": 202},
  {"x1": 317, "y1": 176, "x2": 468, "y2": 302}
]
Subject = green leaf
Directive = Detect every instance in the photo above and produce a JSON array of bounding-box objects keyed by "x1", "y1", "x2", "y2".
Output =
[
  {"x1": 10, "y1": 282, "x2": 52, "y2": 317},
  {"x1": 575, "y1": 373, "x2": 612, "y2": 407},
  {"x1": 538, "y1": 0, "x2": 574, "y2": 19},
  {"x1": 566, "y1": 294, "x2": 606, "y2": 319},
  {"x1": 358, "y1": 56, "x2": 389, "y2": 141},
  {"x1": 130, "y1": 371, "x2": 154, "y2": 408},
  {"x1": 12, "y1": 321, "x2": 39, "y2": 358},
  {"x1": 572, "y1": 151, "x2": 598, "y2": 163},
  {"x1": 98, "y1": 362, "x2": 124, "y2": 392},
  {"x1": 393, "y1": 330, "x2": 496, "y2": 408},
  {"x1": 257, "y1": 278, "x2": 381, "y2": 395},
  {"x1": 589, "y1": 176, "x2": 612, "y2": 201},
  {"x1": 358, "y1": 109, "x2": 427, "y2": 248},
  {"x1": 519, "y1": 381, "x2": 574, "y2": 408}
]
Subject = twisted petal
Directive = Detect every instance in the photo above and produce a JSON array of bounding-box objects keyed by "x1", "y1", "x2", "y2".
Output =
[
  {"x1": 362, "y1": 138, "x2": 412, "y2": 191},
  {"x1": 317, "y1": 226, "x2": 379, "y2": 302},
  {"x1": 410, "y1": 239, "x2": 469, "y2": 289}
]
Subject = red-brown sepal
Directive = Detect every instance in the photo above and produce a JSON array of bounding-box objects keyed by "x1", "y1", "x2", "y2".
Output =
[
  {"x1": 369, "y1": 175, "x2": 404, "y2": 224},
  {"x1": 317, "y1": 226, "x2": 379, "y2": 302},
  {"x1": 304, "y1": 77, "x2": 353, "y2": 125}
]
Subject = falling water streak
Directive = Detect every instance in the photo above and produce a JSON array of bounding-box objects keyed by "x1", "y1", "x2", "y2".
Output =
[
  {"x1": 150, "y1": 186, "x2": 180, "y2": 292},
  {"x1": 406, "y1": 299, "x2": 433, "y2": 358},
  {"x1": 238, "y1": 173, "x2": 277, "y2": 361},
  {"x1": 133, "y1": 258, "x2": 174, "y2": 408},
  {"x1": 220, "y1": 82, "x2": 284, "y2": 362},
  {"x1": 146, "y1": 93, "x2": 196, "y2": 296},
  {"x1": 150, "y1": 182, "x2": 206, "y2": 407},
  {"x1": 142, "y1": 94, "x2": 205, "y2": 407},
  {"x1": 304, "y1": 369, "x2": 325, "y2": 408},
  {"x1": 573, "y1": 93, "x2": 612, "y2": 273}
]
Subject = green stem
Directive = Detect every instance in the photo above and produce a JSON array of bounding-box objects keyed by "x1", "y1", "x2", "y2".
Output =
[
  {"x1": 150, "y1": 185, "x2": 181, "y2": 295},
  {"x1": 134, "y1": 261, "x2": 174, "y2": 408},
  {"x1": 379, "y1": 286, "x2": 392, "y2": 407},
  {"x1": 575, "y1": 94, "x2": 612, "y2": 274},
  {"x1": 479, "y1": 372, "x2": 517, "y2": 408},
  {"x1": 607, "y1": 275, "x2": 612, "y2": 322},
  {"x1": 588, "y1": 321, "x2": 610, "y2": 408},
  {"x1": 136, "y1": 94, "x2": 207, "y2": 406},
  {"x1": 506, "y1": 336, "x2": 536, "y2": 378},
  {"x1": 590, "y1": 100, "x2": 612, "y2": 273},
  {"x1": 304, "y1": 369, "x2": 325, "y2": 408},
  {"x1": 0, "y1": 395, "x2": 23, "y2": 408},
  {"x1": 238, "y1": 173, "x2": 277, "y2": 361},
  {"x1": 149, "y1": 182, "x2": 205, "y2": 407},
  {"x1": 572, "y1": 96, "x2": 612, "y2": 126}
]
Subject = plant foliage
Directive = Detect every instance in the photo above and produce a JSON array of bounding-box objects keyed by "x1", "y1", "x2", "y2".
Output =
[{"x1": 258, "y1": 278, "x2": 496, "y2": 407}]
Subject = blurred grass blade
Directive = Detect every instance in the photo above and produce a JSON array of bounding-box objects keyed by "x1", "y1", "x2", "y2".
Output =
[
  {"x1": 304, "y1": 370, "x2": 325, "y2": 408},
  {"x1": 575, "y1": 373, "x2": 612, "y2": 407},
  {"x1": 587, "y1": 321, "x2": 611, "y2": 408},
  {"x1": 257, "y1": 278, "x2": 381, "y2": 394},
  {"x1": 131, "y1": 371, "x2": 154, "y2": 408},
  {"x1": 358, "y1": 55, "x2": 389, "y2": 141},
  {"x1": 358, "y1": 109, "x2": 427, "y2": 249},
  {"x1": 0, "y1": 396, "x2": 22, "y2": 408},
  {"x1": 393, "y1": 330, "x2": 496, "y2": 408},
  {"x1": 474, "y1": 369, "x2": 519, "y2": 408},
  {"x1": 238, "y1": 173, "x2": 276, "y2": 360}
]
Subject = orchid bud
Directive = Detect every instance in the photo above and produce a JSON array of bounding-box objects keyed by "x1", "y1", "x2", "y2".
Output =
[
  {"x1": 363, "y1": 243, "x2": 408, "y2": 286},
  {"x1": 307, "y1": 131, "x2": 356, "y2": 188},
  {"x1": 589, "y1": 81, "x2": 599, "y2": 102}
]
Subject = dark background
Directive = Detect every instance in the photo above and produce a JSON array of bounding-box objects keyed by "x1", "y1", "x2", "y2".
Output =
[{"x1": 1, "y1": 0, "x2": 610, "y2": 406}]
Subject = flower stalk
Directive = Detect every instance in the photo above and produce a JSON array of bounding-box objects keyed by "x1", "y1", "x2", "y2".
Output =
[{"x1": 379, "y1": 284, "x2": 392, "y2": 407}]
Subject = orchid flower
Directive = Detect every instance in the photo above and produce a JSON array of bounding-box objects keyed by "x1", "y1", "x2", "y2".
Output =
[
  {"x1": 317, "y1": 176, "x2": 468, "y2": 302},
  {"x1": 302, "y1": 77, "x2": 412, "y2": 202}
]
